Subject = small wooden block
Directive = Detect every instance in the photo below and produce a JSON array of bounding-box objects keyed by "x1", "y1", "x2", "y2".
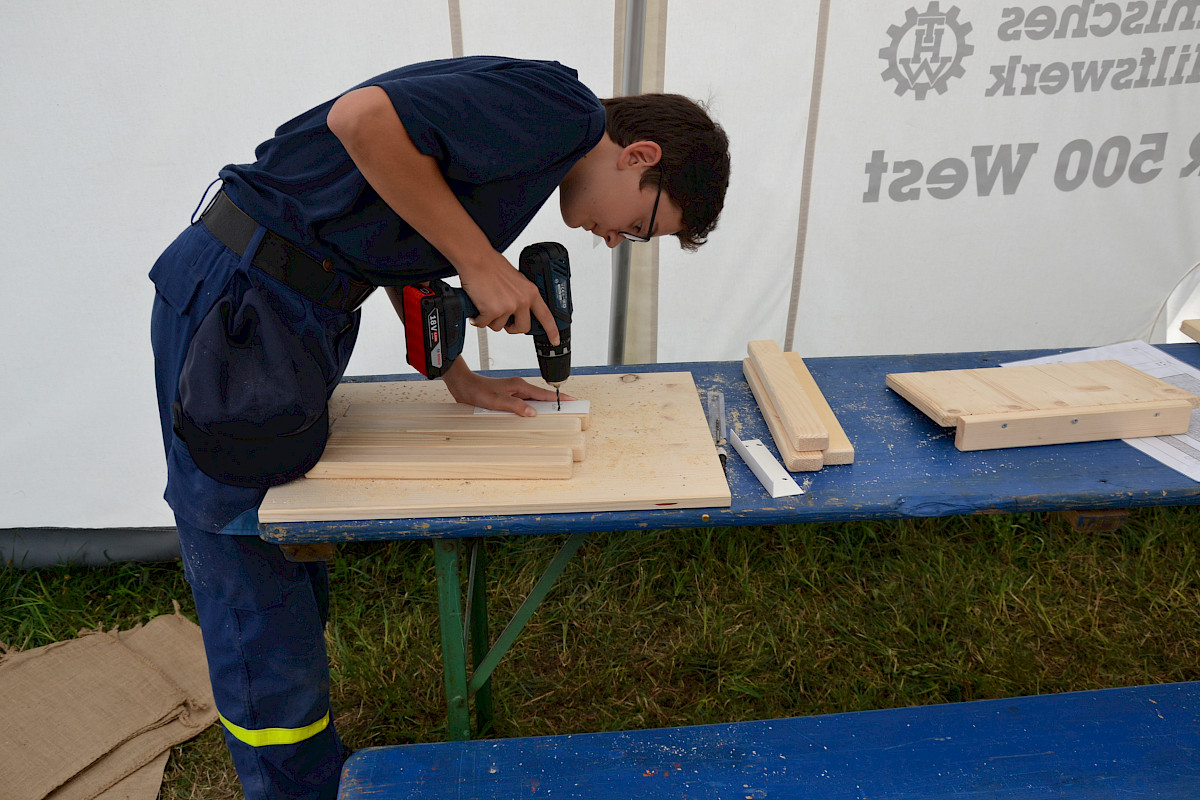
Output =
[
  {"x1": 747, "y1": 340, "x2": 829, "y2": 451},
  {"x1": 782, "y1": 352, "x2": 854, "y2": 465},
  {"x1": 279, "y1": 543, "x2": 337, "y2": 562},
  {"x1": 743, "y1": 359, "x2": 823, "y2": 471},
  {"x1": 475, "y1": 400, "x2": 592, "y2": 430},
  {"x1": 1181, "y1": 319, "x2": 1200, "y2": 343}
]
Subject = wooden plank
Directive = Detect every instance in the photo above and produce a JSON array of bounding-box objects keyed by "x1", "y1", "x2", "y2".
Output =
[
  {"x1": 747, "y1": 340, "x2": 829, "y2": 451},
  {"x1": 346, "y1": 400, "x2": 592, "y2": 429},
  {"x1": 1181, "y1": 319, "x2": 1200, "y2": 343},
  {"x1": 323, "y1": 428, "x2": 586, "y2": 461},
  {"x1": 307, "y1": 446, "x2": 574, "y2": 480},
  {"x1": 886, "y1": 369, "x2": 1032, "y2": 424},
  {"x1": 259, "y1": 372, "x2": 730, "y2": 522},
  {"x1": 742, "y1": 359, "x2": 822, "y2": 471},
  {"x1": 332, "y1": 414, "x2": 582, "y2": 433},
  {"x1": 954, "y1": 399, "x2": 1194, "y2": 451},
  {"x1": 782, "y1": 352, "x2": 854, "y2": 465},
  {"x1": 343, "y1": 401, "x2": 476, "y2": 417}
]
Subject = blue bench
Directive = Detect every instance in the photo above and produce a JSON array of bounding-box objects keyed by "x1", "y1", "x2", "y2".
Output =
[{"x1": 338, "y1": 681, "x2": 1200, "y2": 798}]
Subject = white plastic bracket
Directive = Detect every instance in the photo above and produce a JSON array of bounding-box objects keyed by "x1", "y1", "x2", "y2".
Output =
[{"x1": 730, "y1": 430, "x2": 804, "y2": 498}]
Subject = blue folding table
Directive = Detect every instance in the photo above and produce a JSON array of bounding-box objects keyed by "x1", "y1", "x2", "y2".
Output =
[{"x1": 261, "y1": 344, "x2": 1200, "y2": 740}]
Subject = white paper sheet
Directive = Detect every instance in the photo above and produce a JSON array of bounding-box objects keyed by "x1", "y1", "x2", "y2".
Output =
[{"x1": 1004, "y1": 341, "x2": 1200, "y2": 482}]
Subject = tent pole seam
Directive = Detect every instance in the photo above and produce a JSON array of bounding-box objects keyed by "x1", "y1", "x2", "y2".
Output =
[
  {"x1": 785, "y1": 0, "x2": 831, "y2": 353},
  {"x1": 447, "y1": 0, "x2": 491, "y2": 369}
]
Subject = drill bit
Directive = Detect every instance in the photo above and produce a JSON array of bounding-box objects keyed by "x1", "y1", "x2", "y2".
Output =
[{"x1": 555, "y1": 386, "x2": 561, "y2": 410}]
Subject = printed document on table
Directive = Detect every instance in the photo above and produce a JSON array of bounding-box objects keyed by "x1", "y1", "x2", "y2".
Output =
[{"x1": 1004, "y1": 340, "x2": 1200, "y2": 482}]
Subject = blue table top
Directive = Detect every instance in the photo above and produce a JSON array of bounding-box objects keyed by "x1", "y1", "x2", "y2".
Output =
[
  {"x1": 337, "y1": 681, "x2": 1200, "y2": 799},
  {"x1": 261, "y1": 344, "x2": 1200, "y2": 544}
]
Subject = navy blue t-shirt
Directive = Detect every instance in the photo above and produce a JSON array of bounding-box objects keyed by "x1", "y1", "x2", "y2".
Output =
[{"x1": 219, "y1": 57, "x2": 606, "y2": 286}]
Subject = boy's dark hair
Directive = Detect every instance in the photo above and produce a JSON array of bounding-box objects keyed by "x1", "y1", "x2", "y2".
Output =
[{"x1": 602, "y1": 94, "x2": 731, "y2": 251}]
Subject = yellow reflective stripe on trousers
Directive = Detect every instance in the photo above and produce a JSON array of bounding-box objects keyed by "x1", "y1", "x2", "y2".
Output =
[{"x1": 218, "y1": 710, "x2": 330, "y2": 747}]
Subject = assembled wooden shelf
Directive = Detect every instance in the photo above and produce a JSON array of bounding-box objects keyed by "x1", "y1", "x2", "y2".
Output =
[{"x1": 886, "y1": 359, "x2": 1198, "y2": 451}]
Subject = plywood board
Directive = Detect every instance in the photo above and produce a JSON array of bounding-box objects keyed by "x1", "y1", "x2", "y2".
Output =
[
  {"x1": 746, "y1": 340, "x2": 829, "y2": 451},
  {"x1": 886, "y1": 360, "x2": 1199, "y2": 451},
  {"x1": 259, "y1": 372, "x2": 731, "y2": 522}
]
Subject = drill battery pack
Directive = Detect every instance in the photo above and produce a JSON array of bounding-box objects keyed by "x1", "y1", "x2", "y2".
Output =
[{"x1": 402, "y1": 281, "x2": 473, "y2": 379}]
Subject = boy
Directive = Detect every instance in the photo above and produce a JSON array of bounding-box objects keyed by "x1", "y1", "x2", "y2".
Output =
[{"x1": 150, "y1": 55, "x2": 730, "y2": 799}]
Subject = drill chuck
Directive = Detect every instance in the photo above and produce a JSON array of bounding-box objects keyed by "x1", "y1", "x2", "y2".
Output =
[{"x1": 535, "y1": 328, "x2": 571, "y2": 386}]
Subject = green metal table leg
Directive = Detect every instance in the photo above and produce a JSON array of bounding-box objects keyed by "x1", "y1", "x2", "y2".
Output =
[
  {"x1": 433, "y1": 539, "x2": 471, "y2": 741},
  {"x1": 467, "y1": 532, "x2": 589, "y2": 696},
  {"x1": 467, "y1": 541, "x2": 494, "y2": 736}
]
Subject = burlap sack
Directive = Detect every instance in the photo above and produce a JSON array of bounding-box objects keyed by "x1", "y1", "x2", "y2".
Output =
[{"x1": 0, "y1": 611, "x2": 216, "y2": 800}]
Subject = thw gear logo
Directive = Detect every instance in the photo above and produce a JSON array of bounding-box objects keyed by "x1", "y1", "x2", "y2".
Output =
[{"x1": 880, "y1": 3, "x2": 973, "y2": 100}]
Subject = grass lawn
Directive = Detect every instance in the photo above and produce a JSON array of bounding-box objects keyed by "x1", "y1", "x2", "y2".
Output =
[{"x1": 3, "y1": 506, "x2": 1198, "y2": 798}]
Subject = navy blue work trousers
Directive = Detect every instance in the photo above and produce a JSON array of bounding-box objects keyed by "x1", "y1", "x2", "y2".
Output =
[{"x1": 150, "y1": 214, "x2": 359, "y2": 799}]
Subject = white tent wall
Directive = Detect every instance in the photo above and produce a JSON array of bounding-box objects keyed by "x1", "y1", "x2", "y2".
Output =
[
  {"x1": 795, "y1": 2, "x2": 1200, "y2": 357},
  {"x1": 1, "y1": 1, "x2": 1198, "y2": 537},
  {"x1": 0, "y1": 1, "x2": 608, "y2": 532},
  {"x1": 658, "y1": 0, "x2": 820, "y2": 360},
  {"x1": 663, "y1": 1, "x2": 1200, "y2": 361}
]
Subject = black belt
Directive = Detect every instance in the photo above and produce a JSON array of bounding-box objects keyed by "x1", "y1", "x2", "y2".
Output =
[{"x1": 199, "y1": 191, "x2": 373, "y2": 312}]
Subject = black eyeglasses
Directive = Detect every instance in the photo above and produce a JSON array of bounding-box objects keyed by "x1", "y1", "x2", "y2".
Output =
[{"x1": 621, "y1": 171, "x2": 663, "y2": 243}]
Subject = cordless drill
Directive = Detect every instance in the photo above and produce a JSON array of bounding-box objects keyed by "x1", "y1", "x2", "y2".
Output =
[{"x1": 402, "y1": 242, "x2": 573, "y2": 404}]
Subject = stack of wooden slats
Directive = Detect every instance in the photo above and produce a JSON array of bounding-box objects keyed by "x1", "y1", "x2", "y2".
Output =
[
  {"x1": 742, "y1": 340, "x2": 854, "y2": 471},
  {"x1": 308, "y1": 402, "x2": 589, "y2": 480}
]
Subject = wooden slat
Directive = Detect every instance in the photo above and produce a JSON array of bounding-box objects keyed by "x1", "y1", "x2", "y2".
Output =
[
  {"x1": 324, "y1": 428, "x2": 585, "y2": 461},
  {"x1": 307, "y1": 446, "x2": 574, "y2": 480},
  {"x1": 887, "y1": 369, "x2": 1031, "y2": 424},
  {"x1": 746, "y1": 340, "x2": 828, "y2": 450},
  {"x1": 332, "y1": 415, "x2": 582, "y2": 433},
  {"x1": 742, "y1": 359, "x2": 822, "y2": 471},
  {"x1": 346, "y1": 400, "x2": 591, "y2": 430},
  {"x1": 344, "y1": 401, "x2": 476, "y2": 417},
  {"x1": 782, "y1": 352, "x2": 854, "y2": 465},
  {"x1": 956, "y1": 399, "x2": 1194, "y2": 451}
]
